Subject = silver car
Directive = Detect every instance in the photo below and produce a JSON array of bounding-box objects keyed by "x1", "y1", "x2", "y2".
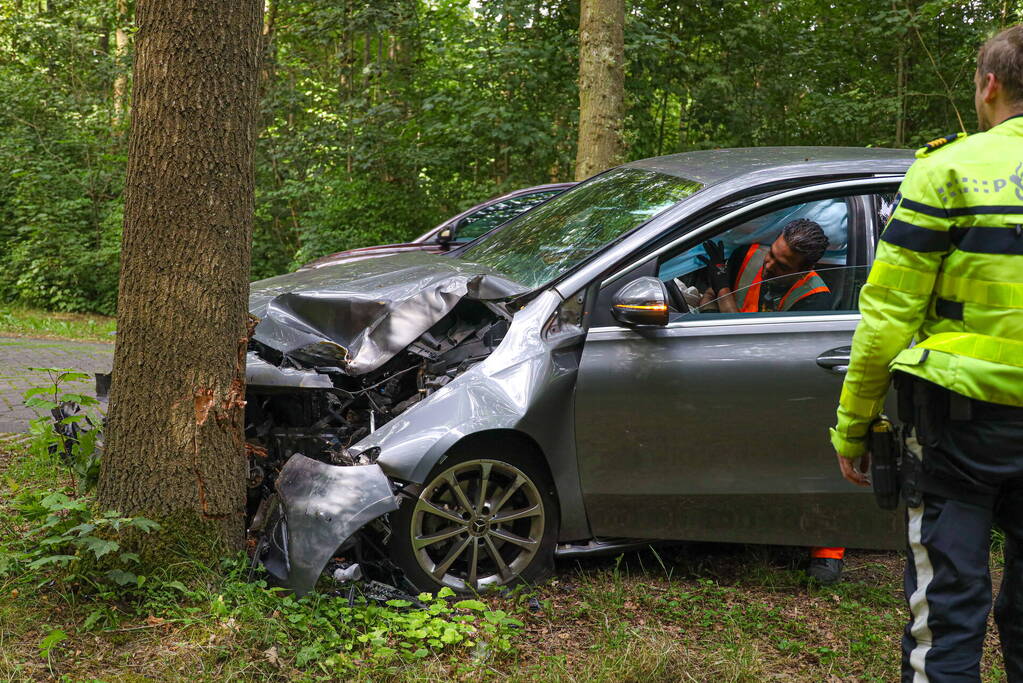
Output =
[{"x1": 245, "y1": 147, "x2": 914, "y2": 596}]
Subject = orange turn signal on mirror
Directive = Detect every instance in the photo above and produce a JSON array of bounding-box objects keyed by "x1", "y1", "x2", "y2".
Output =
[{"x1": 614, "y1": 303, "x2": 668, "y2": 311}]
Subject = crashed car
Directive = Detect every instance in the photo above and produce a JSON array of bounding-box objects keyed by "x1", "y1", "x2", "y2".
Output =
[
  {"x1": 299, "y1": 183, "x2": 573, "y2": 270},
  {"x1": 246, "y1": 147, "x2": 915, "y2": 596}
]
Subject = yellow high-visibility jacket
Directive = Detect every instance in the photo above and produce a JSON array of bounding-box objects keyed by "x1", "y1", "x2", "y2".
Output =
[{"x1": 832, "y1": 116, "x2": 1023, "y2": 459}]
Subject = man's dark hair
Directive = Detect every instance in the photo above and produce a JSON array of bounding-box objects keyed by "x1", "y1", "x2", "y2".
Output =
[
  {"x1": 978, "y1": 25, "x2": 1023, "y2": 105},
  {"x1": 782, "y1": 218, "x2": 829, "y2": 266}
]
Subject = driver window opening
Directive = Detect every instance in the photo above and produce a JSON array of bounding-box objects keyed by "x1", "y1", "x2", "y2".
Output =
[{"x1": 657, "y1": 197, "x2": 868, "y2": 317}]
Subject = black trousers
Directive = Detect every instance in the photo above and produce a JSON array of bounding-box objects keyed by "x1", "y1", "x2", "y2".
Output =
[{"x1": 900, "y1": 411, "x2": 1023, "y2": 682}]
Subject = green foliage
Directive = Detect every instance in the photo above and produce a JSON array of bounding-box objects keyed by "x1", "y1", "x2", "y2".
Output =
[
  {"x1": 0, "y1": 0, "x2": 125, "y2": 315},
  {"x1": 0, "y1": 489, "x2": 159, "y2": 591},
  {"x1": 221, "y1": 581, "x2": 526, "y2": 672},
  {"x1": 2, "y1": 0, "x2": 1020, "y2": 313},
  {"x1": 22, "y1": 368, "x2": 104, "y2": 495},
  {"x1": 37, "y1": 629, "x2": 67, "y2": 660}
]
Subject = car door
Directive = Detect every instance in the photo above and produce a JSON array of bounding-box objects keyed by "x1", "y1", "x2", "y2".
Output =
[{"x1": 573, "y1": 182, "x2": 904, "y2": 550}]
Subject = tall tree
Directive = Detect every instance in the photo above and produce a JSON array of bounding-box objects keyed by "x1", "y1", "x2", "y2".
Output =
[
  {"x1": 97, "y1": 0, "x2": 262, "y2": 552},
  {"x1": 111, "y1": 0, "x2": 131, "y2": 126},
  {"x1": 575, "y1": 0, "x2": 624, "y2": 180}
]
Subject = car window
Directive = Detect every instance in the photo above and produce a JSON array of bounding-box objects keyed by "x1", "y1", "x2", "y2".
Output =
[
  {"x1": 656, "y1": 197, "x2": 862, "y2": 316},
  {"x1": 459, "y1": 167, "x2": 702, "y2": 290},
  {"x1": 455, "y1": 190, "x2": 564, "y2": 243},
  {"x1": 670, "y1": 265, "x2": 870, "y2": 317}
]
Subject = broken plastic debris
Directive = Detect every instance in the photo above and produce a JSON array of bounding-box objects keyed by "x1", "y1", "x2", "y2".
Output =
[{"x1": 331, "y1": 563, "x2": 363, "y2": 583}]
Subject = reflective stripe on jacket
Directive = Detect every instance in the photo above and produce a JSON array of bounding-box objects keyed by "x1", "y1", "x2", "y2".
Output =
[
  {"x1": 831, "y1": 116, "x2": 1023, "y2": 459},
  {"x1": 734, "y1": 243, "x2": 829, "y2": 312}
]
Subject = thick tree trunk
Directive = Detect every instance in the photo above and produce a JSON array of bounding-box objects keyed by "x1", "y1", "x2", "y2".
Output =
[
  {"x1": 98, "y1": 0, "x2": 262, "y2": 552},
  {"x1": 575, "y1": 0, "x2": 624, "y2": 181}
]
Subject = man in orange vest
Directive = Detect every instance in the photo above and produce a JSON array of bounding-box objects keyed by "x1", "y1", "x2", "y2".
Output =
[
  {"x1": 699, "y1": 218, "x2": 833, "y2": 313},
  {"x1": 700, "y1": 218, "x2": 845, "y2": 583}
]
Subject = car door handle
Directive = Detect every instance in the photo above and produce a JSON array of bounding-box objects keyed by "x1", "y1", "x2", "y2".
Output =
[{"x1": 816, "y1": 346, "x2": 851, "y2": 373}]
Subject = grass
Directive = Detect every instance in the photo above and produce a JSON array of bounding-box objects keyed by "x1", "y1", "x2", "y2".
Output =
[
  {"x1": 0, "y1": 434, "x2": 1010, "y2": 682},
  {"x1": 0, "y1": 305, "x2": 115, "y2": 342}
]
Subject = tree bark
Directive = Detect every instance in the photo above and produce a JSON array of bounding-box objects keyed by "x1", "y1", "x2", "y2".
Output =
[
  {"x1": 893, "y1": 1, "x2": 907, "y2": 147},
  {"x1": 112, "y1": 0, "x2": 131, "y2": 126},
  {"x1": 574, "y1": 0, "x2": 624, "y2": 181},
  {"x1": 98, "y1": 0, "x2": 262, "y2": 552}
]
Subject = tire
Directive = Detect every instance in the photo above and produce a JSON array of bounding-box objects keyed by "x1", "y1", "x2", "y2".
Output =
[{"x1": 388, "y1": 443, "x2": 559, "y2": 595}]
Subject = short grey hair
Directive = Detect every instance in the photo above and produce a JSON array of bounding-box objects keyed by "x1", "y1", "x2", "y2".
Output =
[
  {"x1": 782, "y1": 219, "x2": 829, "y2": 267},
  {"x1": 978, "y1": 25, "x2": 1023, "y2": 105}
]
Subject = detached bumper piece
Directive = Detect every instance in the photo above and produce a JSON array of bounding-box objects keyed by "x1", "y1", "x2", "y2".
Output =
[{"x1": 256, "y1": 454, "x2": 398, "y2": 597}]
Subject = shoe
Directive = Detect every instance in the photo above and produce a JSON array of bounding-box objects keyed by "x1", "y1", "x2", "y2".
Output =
[{"x1": 807, "y1": 557, "x2": 843, "y2": 585}]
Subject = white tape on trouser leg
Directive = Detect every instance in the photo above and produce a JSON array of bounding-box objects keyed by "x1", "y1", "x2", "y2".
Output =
[{"x1": 907, "y1": 500, "x2": 934, "y2": 682}]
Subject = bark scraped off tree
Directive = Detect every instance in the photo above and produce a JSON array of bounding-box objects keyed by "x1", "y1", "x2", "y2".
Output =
[
  {"x1": 98, "y1": 0, "x2": 263, "y2": 554},
  {"x1": 575, "y1": 0, "x2": 624, "y2": 181}
]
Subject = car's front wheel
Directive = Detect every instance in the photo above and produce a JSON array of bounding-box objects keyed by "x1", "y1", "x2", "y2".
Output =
[{"x1": 389, "y1": 446, "x2": 558, "y2": 594}]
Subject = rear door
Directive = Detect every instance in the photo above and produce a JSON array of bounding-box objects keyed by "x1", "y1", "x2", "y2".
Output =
[{"x1": 573, "y1": 180, "x2": 904, "y2": 550}]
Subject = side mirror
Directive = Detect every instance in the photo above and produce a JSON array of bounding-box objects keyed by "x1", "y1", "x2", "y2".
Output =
[
  {"x1": 611, "y1": 277, "x2": 670, "y2": 327},
  {"x1": 436, "y1": 227, "x2": 454, "y2": 249}
]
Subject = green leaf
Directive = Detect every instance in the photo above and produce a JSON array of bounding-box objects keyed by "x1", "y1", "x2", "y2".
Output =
[
  {"x1": 39, "y1": 492, "x2": 71, "y2": 510},
  {"x1": 25, "y1": 397, "x2": 58, "y2": 411},
  {"x1": 81, "y1": 536, "x2": 119, "y2": 559},
  {"x1": 22, "y1": 387, "x2": 56, "y2": 399},
  {"x1": 67, "y1": 523, "x2": 96, "y2": 536},
  {"x1": 105, "y1": 569, "x2": 137, "y2": 586},
  {"x1": 436, "y1": 586, "x2": 455, "y2": 598},
  {"x1": 27, "y1": 554, "x2": 77, "y2": 569},
  {"x1": 38, "y1": 629, "x2": 67, "y2": 657},
  {"x1": 454, "y1": 599, "x2": 486, "y2": 611},
  {"x1": 295, "y1": 644, "x2": 322, "y2": 666},
  {"x1": 82, "y1": 609, "x2": 106, "y2": 630}
]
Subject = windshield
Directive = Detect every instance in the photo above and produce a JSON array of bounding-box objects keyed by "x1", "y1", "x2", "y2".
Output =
[{"x1": 459, "y1": 167, "x2": 702, "y2": 288}]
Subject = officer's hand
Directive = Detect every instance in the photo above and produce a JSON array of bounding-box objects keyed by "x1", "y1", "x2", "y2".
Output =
[
  {"x1": 697, "y1": 240, "x2": 729, "y2": 292},
  {"x1": 836, "y1": 452, "x2": 871, "y2": 487}
]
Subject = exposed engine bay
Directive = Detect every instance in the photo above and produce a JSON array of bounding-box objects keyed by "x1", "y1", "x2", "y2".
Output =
[{"x1": 245, "y1": 298, "x2": 511, "y2": 515}]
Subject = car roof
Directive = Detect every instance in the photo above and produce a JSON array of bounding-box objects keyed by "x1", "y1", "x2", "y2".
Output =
[{"x1": 624, "y1": 147, "x2": 915, "y2": 186}]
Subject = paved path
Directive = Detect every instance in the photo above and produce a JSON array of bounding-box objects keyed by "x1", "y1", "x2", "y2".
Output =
[{"x1": 0, "y1": 336, "x2": 113, "y2": 433}]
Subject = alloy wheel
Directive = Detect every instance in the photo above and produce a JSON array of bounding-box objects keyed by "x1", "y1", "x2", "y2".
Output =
[{"x1": 410, "y1": 459, "x2": 545, "y2": 591}]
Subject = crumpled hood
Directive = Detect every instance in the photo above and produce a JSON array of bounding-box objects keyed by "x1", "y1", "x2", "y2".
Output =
[{"x1": 249, "y1": 252, "x2": 527, "y2": 376}]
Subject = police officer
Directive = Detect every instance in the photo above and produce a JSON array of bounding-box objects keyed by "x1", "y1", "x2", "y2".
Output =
[{"x1": 831, "y1": 26, "x2": 1023, "y2": 682}]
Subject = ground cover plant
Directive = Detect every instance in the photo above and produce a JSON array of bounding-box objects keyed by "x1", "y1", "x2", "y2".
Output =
[
  {"x1": 0, "y1": 306, "x2": 116, "y2": 343},
  {"x1": 1, "y1": 441, "x2": 1011, "y2": 681},
  {"x1": 0, "y1": 374, "x2": 1010, "y2": 681}
]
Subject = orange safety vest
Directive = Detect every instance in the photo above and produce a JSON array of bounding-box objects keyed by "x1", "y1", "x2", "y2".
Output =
[{"x1": 733, "y1": 244, "x2": 830, "y2": 312}]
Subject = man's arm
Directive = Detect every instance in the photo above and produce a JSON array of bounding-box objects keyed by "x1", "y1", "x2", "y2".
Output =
[
  {"x1": 831, "y1": 161, "x2": 949, "y2": 460},
  {"x1": 713, "y1": 247, "x2": 748, "y2": 313}
]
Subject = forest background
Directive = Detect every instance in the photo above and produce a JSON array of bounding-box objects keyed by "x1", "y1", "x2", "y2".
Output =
[{"x1": 0, "y1": 0, "x2": 1017, "y2": 316}]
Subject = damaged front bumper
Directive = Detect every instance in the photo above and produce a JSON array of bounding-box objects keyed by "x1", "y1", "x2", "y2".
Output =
[{"x1": 255, "y1": 454, "x2": 398, "y2": 596}]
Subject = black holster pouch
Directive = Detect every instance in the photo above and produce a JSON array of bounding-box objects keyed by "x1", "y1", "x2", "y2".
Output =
[
  {"x1": 893, "y1": 373, "x2": 927, "y2": 506},
  {"x1": 893, "y1": 372, "x2": 966, "y2": 508},
  {"x1": 869, "y1": 417, "x2": 901, "y2": 510}
]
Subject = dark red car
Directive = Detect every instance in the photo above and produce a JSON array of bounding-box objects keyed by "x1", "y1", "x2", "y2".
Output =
[{"x1": 300, "y1": 183, "x2": 574, "y2": 270}]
